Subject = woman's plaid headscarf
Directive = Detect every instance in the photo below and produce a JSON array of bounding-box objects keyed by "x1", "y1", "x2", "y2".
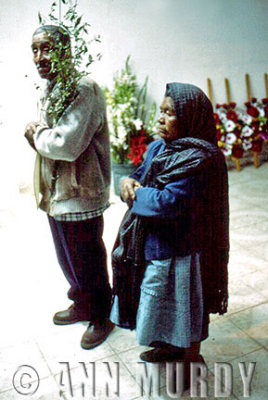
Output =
[{"x1": 165, "y1": 82, "x2": 217, "y2": 145}]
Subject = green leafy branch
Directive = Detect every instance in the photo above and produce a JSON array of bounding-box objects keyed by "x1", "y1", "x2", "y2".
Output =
[{"x1": 38, "y1": 0, "x2": 101, "y2": 123}]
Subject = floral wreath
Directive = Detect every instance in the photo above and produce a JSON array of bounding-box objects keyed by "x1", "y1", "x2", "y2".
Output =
[{"x1": 214, "y1": 99, "x2": 268, "y2": 158}]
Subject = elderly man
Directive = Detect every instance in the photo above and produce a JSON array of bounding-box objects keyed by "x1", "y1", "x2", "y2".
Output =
[{"x1": 25, "y1": 25, "x2": 113, "y2": 349}]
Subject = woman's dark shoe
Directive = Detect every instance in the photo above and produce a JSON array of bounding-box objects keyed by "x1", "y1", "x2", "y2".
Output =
[
  {"x1": 53, "y1": 304, "x2": 90, "y2": 325},
  {"x1": 139, "y1": 347, "x2": 185, "y2": 363}
]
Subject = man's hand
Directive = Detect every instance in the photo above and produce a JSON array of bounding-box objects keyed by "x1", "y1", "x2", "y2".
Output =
[
  {"x1": 24, "y1": 121, "x2": 42, "y2": 149},
  {"x1": 121, "y1": 177, "x2": 142, "y2": 206}
]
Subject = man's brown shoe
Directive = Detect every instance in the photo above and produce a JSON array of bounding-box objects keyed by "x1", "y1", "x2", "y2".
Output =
[
  {"x1": 81, "y1": 319, "x2": 114, "y2": 349},
  {"x1": 53, "y1": 304, "x2": 90, "y2": 325}
]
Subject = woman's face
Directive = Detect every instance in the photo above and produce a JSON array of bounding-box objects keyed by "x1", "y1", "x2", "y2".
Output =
[{"x1": 157, "y1": 96, "x2": 180, "y2": 142}]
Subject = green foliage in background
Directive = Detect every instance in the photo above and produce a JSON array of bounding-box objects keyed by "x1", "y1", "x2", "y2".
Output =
[{"x1": 103, "y1": 56, "x2": 157, "y2": 164}]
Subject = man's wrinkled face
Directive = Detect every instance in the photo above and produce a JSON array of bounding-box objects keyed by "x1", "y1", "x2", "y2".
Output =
[
  {"x1": 157, "y1": 96, "x2": 180, "y2": 142},
  {"x1": 32, "y1": 32, "x2": 56, "y2": 80}
]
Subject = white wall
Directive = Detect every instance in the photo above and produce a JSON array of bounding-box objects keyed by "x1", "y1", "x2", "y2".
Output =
[{"x1": 1, "y1": 0, "x2": 268, "y2": 195}]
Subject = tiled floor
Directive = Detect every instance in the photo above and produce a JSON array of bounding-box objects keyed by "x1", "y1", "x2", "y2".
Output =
[{"x1": 0, "y1": 161, "x2": 268, "y2": 399}]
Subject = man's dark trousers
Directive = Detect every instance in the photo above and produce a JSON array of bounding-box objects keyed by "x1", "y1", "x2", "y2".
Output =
[{"x1": 48, "y1": 215, "x2": 112, "y2": 322}]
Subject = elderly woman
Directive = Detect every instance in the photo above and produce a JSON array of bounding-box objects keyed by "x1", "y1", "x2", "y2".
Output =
[{"x1": 110, "y1": 82, "x2": 229, "y2": 373}]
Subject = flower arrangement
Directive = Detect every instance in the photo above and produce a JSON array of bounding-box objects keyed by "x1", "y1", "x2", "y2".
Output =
[
  {"x1": 214, "y1": 103, "x2": 244, "y2": 158},
  {"x1": 103, "y1": 56, "x2": 157, "y2": 165},
  {"x1": 214, "y1": 100, "x2": 268, "y2": 158},
  {"x1": 244, "y1": 97, "x2": 268, "y2": 152}
]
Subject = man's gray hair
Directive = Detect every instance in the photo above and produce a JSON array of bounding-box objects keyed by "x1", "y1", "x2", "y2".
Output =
[{"x1": 33, "y1": 24, "x2": 71, "y2": 48}]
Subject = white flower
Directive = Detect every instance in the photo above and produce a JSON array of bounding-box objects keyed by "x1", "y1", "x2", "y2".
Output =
[
  {"x1": 223, "y1": 146, "x2": 232, "y2": 156},
  {"x1": 117, "y1": 125, "x2": 128, "y2": 140},
  {"x1": 242, "y1": 139, "x2": 252, "y2": 151},
  {"x1": 133, "y1": 118, "x2": 143, "y2": 131},
  {"x1": 115, "y1": 109, "x2": 123, "y2": 119},
  {"x1": 257, "y1": 107, "x2": 265, "y2": 117},
  {"x1": 224, "y1": 120, "x2": 236, "y2": 132},
  {"x1": 241, "y1": 114, "x2": 252, "y2": 124},
  {"x1": 110, "y1": 136, "x2": 116, "y2": 144},
  {"x1": 241, "y1": 126, "x2": 253, "y2": 138},
  {"x1": 226, "y1": 133, "x2": 237, "y2": 145},
  {"x1": 219, "y1": 112, "x2": 227, "y2": 123},
  {"x1": 110, "y1": 136, "x2": 122, "y2": 146},
  {"x1": 118, "y1": 104, "x2": 129, "y2": 112}
]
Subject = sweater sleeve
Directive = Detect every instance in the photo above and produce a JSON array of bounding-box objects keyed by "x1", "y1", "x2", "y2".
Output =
[
  {"x1": 34, "y1": 81, "x2": 105, "y2": 162},
  {"x1": 131, "y1": 175, "x2": 202, "y2": 218}
]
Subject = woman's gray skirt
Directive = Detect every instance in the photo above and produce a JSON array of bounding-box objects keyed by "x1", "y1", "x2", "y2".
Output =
[{"x1": 110, "y1": 253, "x2": 208, "y2": 348}]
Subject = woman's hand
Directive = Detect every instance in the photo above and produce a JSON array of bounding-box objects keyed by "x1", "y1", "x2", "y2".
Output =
[{"x1": 121, "y1": 177, "x2": 142, "y2": 206}]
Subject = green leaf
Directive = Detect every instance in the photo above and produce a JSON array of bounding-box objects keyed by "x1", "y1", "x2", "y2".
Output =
[
  {"x1": 38, "y1": 12, "x2": 43, "y2": 24},
  {"x1": 75, "y1": 15, "x2": 82, "y2": 27}
]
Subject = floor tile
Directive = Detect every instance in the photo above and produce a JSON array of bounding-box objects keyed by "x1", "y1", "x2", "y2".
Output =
[
  {"x1": 228, "y1": 168, "x2": 256, "y2": 186},
  {"x1": 230, "y1": 208, "x2": 268, "y2": 231},
  {"x1": 231, "y1": 180, "x2": 268, "y2": 210},
  {"x1": 229, "y1": 302, "x2": 268, "y2": 347},
  {"x1": 35, "y1": 324, "x2": 115, "y2": 375},
  {"x1": 228, "y1": 250, "x2": 268, "y2": 281},
  {"x1": 0, "y1": 341, "x2": 51, "y2": 393},
  {"x1": 229, "y1": 178, "x2": 268, "y2": 201},
  {"x1": 244, "y1": 269, "x2": 268, "y2": 299},
  {"x1": 227, "y1": 281, "x2": 266, "y2": 315},
  {"x1": 224, "y1": 348, "x2": 268, "y2": 400},
  {"x1": 200, "y1": 319, "x2": 261, "y2": 367},
  {"x1": 229, "y1": 238, "x2": 245, "y2": 253},
  {"x1": 0, "y1": 376, "x2": 59, "y2": 400},
  {"x1": 250, "y1": 242, "x2": 268, "y2": 262},
  {"x1": 230, "y1": 231, "x2": 267, "y2": 255},
  {"x1": 107, "y1": 326, "x2": 140, "y2": 353}
]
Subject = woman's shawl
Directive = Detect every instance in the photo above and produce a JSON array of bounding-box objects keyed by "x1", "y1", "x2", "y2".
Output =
[{"x1": 112, "y1": 137, "x2": 229, "y2": 330}]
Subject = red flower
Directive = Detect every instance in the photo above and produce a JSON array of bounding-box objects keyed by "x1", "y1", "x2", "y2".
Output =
[
  {"x1": 232, "y1": 144, "x2": 244, "y2": 159},
  {"x1": 251, "y1": 121, "x2": 260, "y2": 133},
  {"x1": 263, "y1": 105, "x2": 268, "y2": 118},
  {"x1": 246, "y1": 105, "x2": 260, "y2": 117},
  {"x1": 128, "y1": 135, "x2": 147, "y2": 165},
  {"x1": 229, "y1": 102, "x2": 236, "y2": 108},
  {"x1": 261, "y1": 98, "x2": 268, "y2": 104},
  {"x1": 214, "y1": 113, "x2": 220, "y2": 124},
  {"x1": 226, "y1": 110, "x2": 238, "y2": 122},
  {"x1": 251, "y1": 139, "x2": 263, "y2": 153},
  {"x1": 216, "y1": 130, "x2": 223, "y2": 141},
  {"x1": 251, "y1": 97, "x2": 257, "y2": 103},
  {"x1": 234, "y1": 128, "x2": 241, "y2": 138},
  {"x1": 216, "y1": 104, "x2": 221, "y2": 109}
]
